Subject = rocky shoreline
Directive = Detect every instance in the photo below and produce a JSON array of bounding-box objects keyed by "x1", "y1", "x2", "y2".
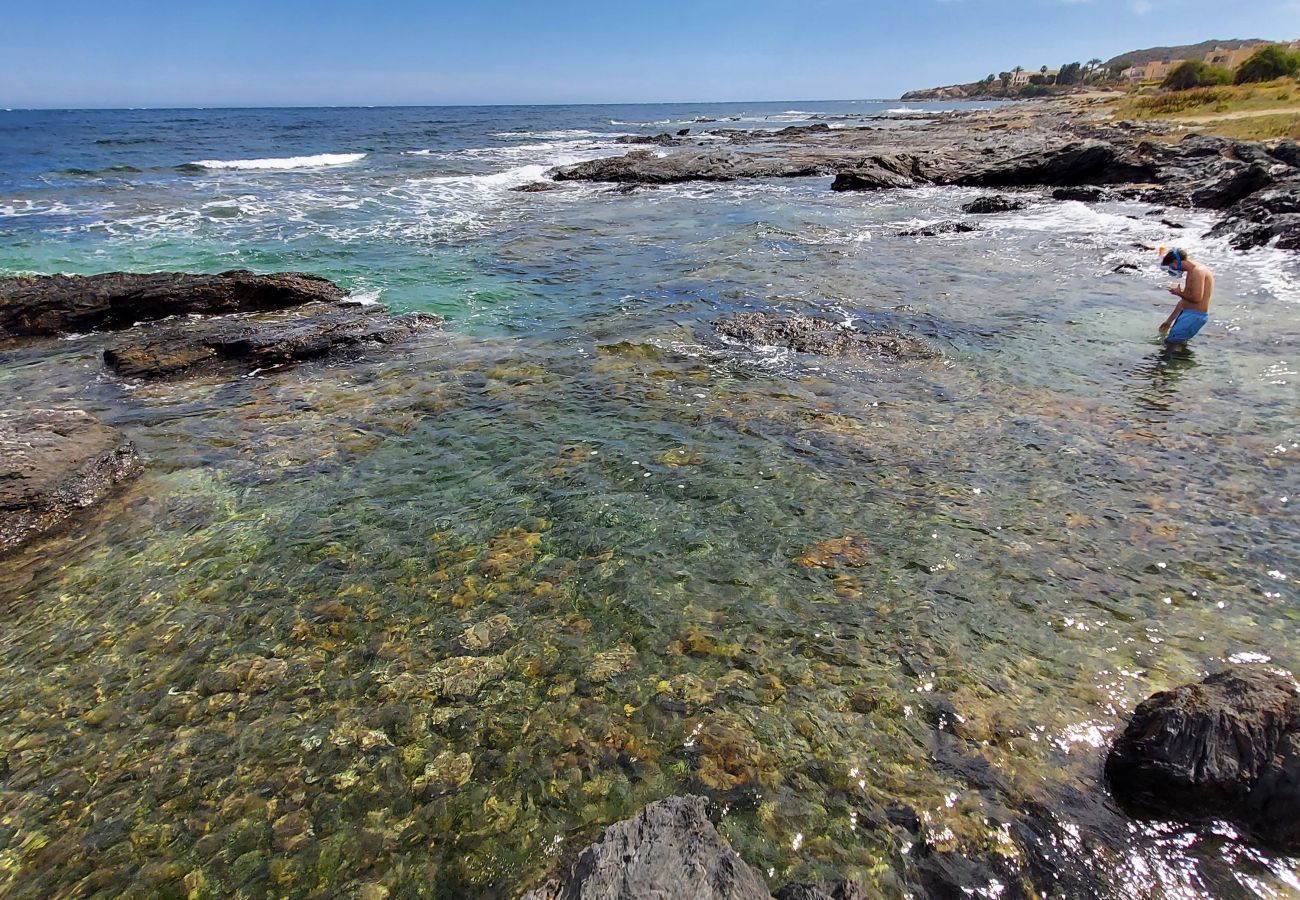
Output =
[
  {"x1": 542, "y1": 98, "x2": 1300, "y2": 252},
  {"x1": 0, "y1": 271, "x2": 438, "y2": 552}
]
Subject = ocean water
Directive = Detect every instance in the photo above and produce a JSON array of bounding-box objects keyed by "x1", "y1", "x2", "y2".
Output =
[{"x1": 1, "y1": 103, "x2": 1299, "y2": 898}]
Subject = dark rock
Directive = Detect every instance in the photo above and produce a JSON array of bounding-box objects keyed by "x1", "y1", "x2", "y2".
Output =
[
  {"x1": 616, "y1": 133, "x2": 679, "y2": 146},
  {"x1": 677, "y1": 128, "x2": 691, "y2": 137},
  {"x1": 1191, "y1": 163, "x2": 1273, "y2": 210},
  {"x1": 0, "y1": 270, "x2": 345, "y2": 339},
  {"x1": 715, "y1": 313, "x2": 940, "y2": 360},
  {"x1": 1113, "y1": 263, "x2": 1141, "y2": 274},
  {"x1": 103, "y1": 304, "x2": 440, "y2": 378},
  {"x1": 775, "y1": 124, "x2": 831, "y2": 137},
  {"x1": 1160, "y1": 219, "x2": 1185, "y2": 230},
  {"x1": 1106, "y1": 666, "x2": 1300, "y2": 852},
  {"x1": 949, "y1": 141, "x2": 1157, "y2": 188},
  {"x1": 962, "y1": 195, "x2": 1026, "y2": 214},
  {"x1": 0, "y1": 409, "x2": 142, "y2": 554},
  {"x1": 1270, "y1": 139, "x2": 1300, "y2": 169},
  {"x1": 831, "y1": 154, "x2": 928, "y2": 191},
  {"x1": 911, "y1": 841, "x2": 1029, "y2": 900},
  {"x1": 897, "y1": 222, "x2": 977, "y2": 237},
  {"x1": 520, "y1": 795, "x2": 770, "y2": 900},
  {"x1": 512, "y1": 181, "x2": 561, "y2": 193},
  {"x1": 1052, "y1": 186, "x2": 1108, "y2": 202},
  {"x1": 773, "y1": 881, "x2": 866, "y2": 900}
]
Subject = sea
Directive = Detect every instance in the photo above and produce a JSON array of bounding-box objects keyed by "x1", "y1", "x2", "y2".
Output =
[{"x1": 1, "y1": 102, "x2": 1298, "y2": 898}]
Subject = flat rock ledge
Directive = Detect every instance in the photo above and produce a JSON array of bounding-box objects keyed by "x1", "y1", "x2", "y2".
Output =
[
  {"x1": 0, "y1": 271, "x2": 440, "y2": 378},
  {"x1": 0, "y1": 409, "x2": 142, "y2": 554},
  {"x1": 521, "y1": 795, "x2": 862, "y2": 900},
  {"x1": 715, "y1": 313, "x2": 940, "y2": 360},
  {"x1": 0, "y1": 270, "x2": 346, "y2": 339},
  {"x1": 1106, "y1": 666, "x2": 1300, "y2": 852},
  {"x1": 103, "y1": 303, "x2": 440, "y2": 378}
]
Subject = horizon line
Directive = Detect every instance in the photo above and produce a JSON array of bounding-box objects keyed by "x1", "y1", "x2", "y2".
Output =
[{"x1": 0, "y1": 97, "x2": 919, "y2": 113}]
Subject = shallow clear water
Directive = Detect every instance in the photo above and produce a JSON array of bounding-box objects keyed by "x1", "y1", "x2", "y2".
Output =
[{"x1": 1, "y1": 103, "x2": 1299, "y2": 899}]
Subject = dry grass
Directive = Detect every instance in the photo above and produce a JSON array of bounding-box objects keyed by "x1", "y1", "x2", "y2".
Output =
[
  {"x1": 1114, "y1": 79, "x2": 1299, "y2": 119},
  {"x1": 1200, "y1": 113, "x2": 1300, "y2": 141},
  {"x1": 1110, "y1": 78, "x2": 1300, "y2": 139}
]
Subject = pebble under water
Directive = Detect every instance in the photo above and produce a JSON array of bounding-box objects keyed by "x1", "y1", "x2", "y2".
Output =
[{"x1": 1, "y1": 105, "x2": 1299, "y2": 898}]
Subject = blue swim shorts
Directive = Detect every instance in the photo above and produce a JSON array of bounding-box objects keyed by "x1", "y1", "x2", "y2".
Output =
[{"x1": 1166, "y1": 309, "x2": 1208, "y2": 344}]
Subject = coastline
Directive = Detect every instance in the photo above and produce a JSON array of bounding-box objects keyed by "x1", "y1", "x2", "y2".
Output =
[{"x1": 1, "y1": 98, "x2": 1299, "y2": 899}]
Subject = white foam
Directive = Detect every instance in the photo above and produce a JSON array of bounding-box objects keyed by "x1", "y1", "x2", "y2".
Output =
[
  {"x1": 884, "y1": 106, "x2": 925, "y2": 115},
  {"x1": 191, "y1": 152, "x2": 367, "y2": 171},
  {"x1": 492, "y1": 129, "x2": 615, "y2": 139}
]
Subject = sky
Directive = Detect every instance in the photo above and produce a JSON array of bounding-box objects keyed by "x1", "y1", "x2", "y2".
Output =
[{"x1": 1, "y1": 0, "x2": 1297, "y2": 108}]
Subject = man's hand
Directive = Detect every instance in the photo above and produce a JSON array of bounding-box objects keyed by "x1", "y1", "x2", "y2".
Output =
[
  {"x1": 1159, "y1": 321, "x2": 1171, "y2": 333},
  {"x1": 1167, "y1": 286, "x2": 1183, "y2": 297}
]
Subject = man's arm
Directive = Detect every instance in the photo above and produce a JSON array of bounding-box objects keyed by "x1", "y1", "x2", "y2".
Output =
[{"x1": 1160, "y1": 295, "x2": 1187, "y2": 332}]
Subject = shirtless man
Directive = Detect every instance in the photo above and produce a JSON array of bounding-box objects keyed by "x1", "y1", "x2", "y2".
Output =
[{"x1": 1157, "y1": 248, "x2": 1214, "y2": 347}]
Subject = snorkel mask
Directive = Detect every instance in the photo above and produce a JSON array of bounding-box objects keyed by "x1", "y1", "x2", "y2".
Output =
[{"x1": 1158, "y1": 246, "x2": 1184, "y2": 276}]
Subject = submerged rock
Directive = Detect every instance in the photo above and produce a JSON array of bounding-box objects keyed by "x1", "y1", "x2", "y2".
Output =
[
  {"x1": 0, "y1": 270, "x2": 345, "y2": 339},
  {"x1": 0, "y1": 409, "x2": 142, "y2": 554},
  {"x1": 772, "y1": 883, "x2": 866, "y2": 900},
  {"x1": 714, "y1": 313, "x2": 939, "y2": 360},
  {"x1": 1106, "y1": 666, "x2": 1300, "y2": 851},
  {"x1": 521, "y1": 795, "x2": 771, "y2": 900},
  {"x1": 512, "y1": 181, "x2": 563, "y2": 193},
  {"x1": 103, "y1": 304, "x2": 440, "y2": 378},
  {"x1": 961, "y1": 195, "x2": 1026, "y2": 214},
  {"x1": 897, "y1": 222, "x2": 977, "y2": 237}
]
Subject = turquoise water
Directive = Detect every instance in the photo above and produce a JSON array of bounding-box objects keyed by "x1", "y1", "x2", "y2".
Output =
[{"x1": 1, "y1": 104, "x2": 1299, "y2": 898}]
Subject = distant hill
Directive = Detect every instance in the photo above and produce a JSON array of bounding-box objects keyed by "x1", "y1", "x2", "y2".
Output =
[{"x1": 1106, "y1": 40, "x2": 1267, "y2": 68}]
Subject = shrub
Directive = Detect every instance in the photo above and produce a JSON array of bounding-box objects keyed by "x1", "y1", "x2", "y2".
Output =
[
  {"x1": 1019, "y1": 84, "x2": 1051, "y2": 98},
  {"x1": 1234, "y1": 46, "x2": 1300, "y2": 84},
  {"x1": 1163, "y1": 60, "x2": 1232, "y2": 91}
]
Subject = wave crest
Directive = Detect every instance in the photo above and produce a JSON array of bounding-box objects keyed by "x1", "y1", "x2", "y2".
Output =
[{"x1": 190, "y1": 152, "x2": 367, "y2": 171}]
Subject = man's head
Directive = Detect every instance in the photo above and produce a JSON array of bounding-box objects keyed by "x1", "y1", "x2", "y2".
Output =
[{"x1": 1160, "y1": 247, "x2": 1187, "y2": 276}]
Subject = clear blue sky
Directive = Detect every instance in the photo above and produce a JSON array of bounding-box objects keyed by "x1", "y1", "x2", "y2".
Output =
[{"x1": 2, "y1": 0, "x2": 1296, "y2": 107}]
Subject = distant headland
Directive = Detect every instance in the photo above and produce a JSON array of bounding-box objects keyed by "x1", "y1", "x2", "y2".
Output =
[{"x1": 902, "y1": 37, "x2": 1297, "y2": 100}]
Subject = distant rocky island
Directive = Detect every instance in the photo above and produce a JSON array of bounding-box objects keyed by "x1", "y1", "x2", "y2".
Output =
[{"x1": 901, "y1": 37, "x2": 1282, "y2": 100}]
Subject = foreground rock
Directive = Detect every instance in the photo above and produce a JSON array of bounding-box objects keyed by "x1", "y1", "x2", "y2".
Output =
[
  {"x1": 103, "y1": 303, "x2": 440, "y2": 378},
  {"x1": 0, "y1": 270, "x2": 345, "y2": 339},
  {"x1": 0, "y1": 409, "x2": 142, "y2": 554},
  {"x1": 522, "y1": 796, "x2": 864, "y2": 900},
  {"x1": 521, "y1": 796, "x2": 770, "y2": 900},
  {"x1": 715, "y1": 313, "x2": 939, "y2": 360},
  {"x1": 1106, "y1": 666, "x2": 1300, "y2": 851}
]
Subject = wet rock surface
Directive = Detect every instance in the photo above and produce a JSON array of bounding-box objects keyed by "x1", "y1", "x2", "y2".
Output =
[
  {"x1": 961, "y1": 194, "x2": 1026, "y2": 214},
  {"x1": 897, "y1": 222, "x2": 977, "y2": 237},
  {"x1": 0, "y1": 409, "x2": 142, "y2": 554},
  {"x1": 0, "y1": 270, "x2": 345, "y2": 339},
  {"x1": 549, "y1": 102, "x2": 1300, "y2": 252},
  {"x1": 521, "y1": 795, "x2": 771, "y2": 900},
  {"x1": 102, "y1": 303, "x2": 440, "y2": 378},
  {"x1": 1106, "y1": 666, "x2": 1300, "y2": 851},
  {"x1": 715, "y1": 313, "x2": 939, "y2": 360}
]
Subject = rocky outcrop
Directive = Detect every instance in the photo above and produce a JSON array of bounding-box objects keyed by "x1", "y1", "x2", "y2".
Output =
[
  {"x1": 1106, "y1": 666, "x2": 1300, "y2": 852},
  {"x1": 521, "y1": 795, "x2": 770, "y2": 900},
  {"x1": 103, "y1": 304, "x2": 440, "y2": 378},
  {"x1": 551, "y1": 150, "x2": 828, "y2": 185},
  {"x1": 0, "y1": 270, "x2": 345, "y2": 339},
  {"x1": 1, "y1": 271, "x2": 440, "y2": 379},
  {"x1": 962, "y1": 195, "x2": 1026, "y2": 214},
  {"x1": 715, "y1": 313, "x2": 939, "y2": 360},
  {"x1": 830, "y1": 154, "x2": 929, "y2": 191},
  {"x1": 1, "y1": 409, "x2": 142, "y2": 554},
  {"x1": 948, "y1": 141, "x2": 1158, "y2": 188}
]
